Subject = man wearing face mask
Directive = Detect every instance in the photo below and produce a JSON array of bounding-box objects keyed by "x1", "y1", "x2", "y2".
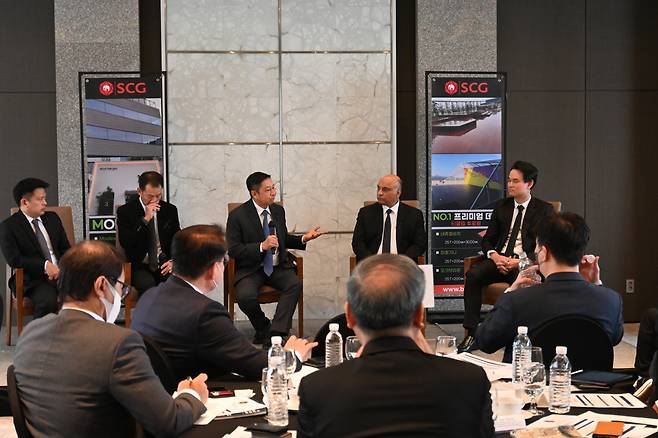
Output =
[
  {"x1": 13, "y1": 241, "x2": 208, "y2": 438},
  {"x1": 474, "y1": 212, "x2": 624, "y2": 362},
  {"x1": 131, "y1": 224, "x2": 317, "y2": 381}
]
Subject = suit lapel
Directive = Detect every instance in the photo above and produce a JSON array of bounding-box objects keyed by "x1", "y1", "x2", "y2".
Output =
[
  {"x1": 373, "y1": 204, "x2": 384, "y2": 244},
  {"x1": 395, "y1": 203, "x2": 408, "y2": 247},
  {"x1": 521, "y1": 198, "x2": 538, "y2": 235},
  {"x1": 15, "y1": 212, "x2": 42, "y2": 254},
  {"x1": 245, "y1": 200, "x2": 265, "y2": 237}
]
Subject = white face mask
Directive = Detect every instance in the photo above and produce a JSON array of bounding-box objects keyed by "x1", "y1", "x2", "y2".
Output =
[{"x1": 100, "y1": 280, "x2": 122, "y2": 324}]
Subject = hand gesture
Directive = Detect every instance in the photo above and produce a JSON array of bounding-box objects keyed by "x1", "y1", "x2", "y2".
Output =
[
  {"x1": 45, "y1": 261, "x2": 59, "y2": 281},
  {"x1": 284, "y1": 335, "x2": 318, "y2": 362},
  {"x1": 177, "y1": 373, "x2": 209, "y2": 404},
  {"x1": 509, "y1": 265, "x2": 541, "y2": 291},
  {"x1": 579, "y1": 254, "x2": 601, "y2": 284},
  {"x1": 144, "y1": 200, "x2": 160, "y2": 222},
  {"x1": 303, "y1": 225, "x2": 325, "y2": 243},
  {"x1": 160, "y1": 259, "x2": 173, "y2": 276},
  {"x1": 262, "y1": 235, "x2": 279, "y2": 251}
]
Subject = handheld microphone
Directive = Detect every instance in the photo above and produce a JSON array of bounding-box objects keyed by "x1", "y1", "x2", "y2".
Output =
[{"x1": 268, "y1": 220, "x2": 277, "y2": 254}]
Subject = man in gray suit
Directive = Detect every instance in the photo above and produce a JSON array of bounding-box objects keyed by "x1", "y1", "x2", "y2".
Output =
[{"x1": 13, "y1": 241, "x2": 208, "y2": 438}]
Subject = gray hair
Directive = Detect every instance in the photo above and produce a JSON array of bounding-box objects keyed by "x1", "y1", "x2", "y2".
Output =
[{"x1": 347, "y1": 254, "x2": 425, "y2": 332}]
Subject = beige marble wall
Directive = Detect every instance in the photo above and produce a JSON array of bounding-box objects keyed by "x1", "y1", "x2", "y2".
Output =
[{"x1": 166, "y1": 0, "x2": 392, "y2": 320}]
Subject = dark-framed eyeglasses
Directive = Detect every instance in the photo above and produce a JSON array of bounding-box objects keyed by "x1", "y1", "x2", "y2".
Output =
[{"x1": 107, "y1": 277, "x2": 131, "y2": 300}]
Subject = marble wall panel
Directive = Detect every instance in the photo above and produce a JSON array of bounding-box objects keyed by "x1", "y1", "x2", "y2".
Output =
[
  {"x1": 281, "y1": 0, "x2": 390, "y2": 51},
  {"x1": 167, "y1": 53, "x2": 279, "y2": 143},
  {"x1": 167, "y1": 0, "x2": 278, "y2": 51},
  {"x1": 281, "y1": 54, "x2": 391, "y2": 142}
]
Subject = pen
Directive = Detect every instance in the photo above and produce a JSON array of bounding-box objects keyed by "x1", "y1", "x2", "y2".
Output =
[
  {"x1": 186, "y1": 376, "x2": 193, "y2": 384},
  {"x1": 571, "y1": 369, "x2": 584, "y2": 375}
]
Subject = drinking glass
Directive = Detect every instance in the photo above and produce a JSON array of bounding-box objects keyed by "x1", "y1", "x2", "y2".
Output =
[
  {"x1": 261, "y1": 368, "x2": 269, "y2": 400},
  {"x1": 521, "y1": 347, "x2": 545, "y2": 416},
  {"x1": 345, "y1": 336, "x2": 361, "y2": 360},
  {"x1": 436, "y1": 336, "x2": 457, "y2": 356}
]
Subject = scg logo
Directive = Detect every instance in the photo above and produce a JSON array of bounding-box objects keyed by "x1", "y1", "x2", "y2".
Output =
[
  {"x1": 99, "y1": 81, "x2": 114, "y2": 96},
  {"x1": 444, "y1": 80, "x2": 458, "y2": 95},
  {"x1": 444, "y1": 80, "x2": 489, "y2": 94},
  {"x1": 97, "y1": 81, "x2": 147, "y2": 96}
]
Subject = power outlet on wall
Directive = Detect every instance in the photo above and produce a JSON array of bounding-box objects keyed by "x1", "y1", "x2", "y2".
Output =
[{"x1": 625, "y1": 279, "x2": 635, "y2": 294}]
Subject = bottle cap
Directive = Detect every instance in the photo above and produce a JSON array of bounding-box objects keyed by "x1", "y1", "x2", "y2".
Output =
[
  {"x1": 556, "y1": 346, "x2": 567, "y2": 355},
  {"x1": 517, "y1": 326, "x2": 528, "y2": 335},
  {"x1": 519, "y1": 251, "x2": 527, "y2": 259},
  {"x1": 271, "y1": 336, "x2": 282, "y2": 345},
  {"x1": 329, "y1": 323, "x2": 339, "y2": 332}
]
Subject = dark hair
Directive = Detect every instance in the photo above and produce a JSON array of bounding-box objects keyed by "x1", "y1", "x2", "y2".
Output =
[
  {"x1": 510, "y1": 161, "x2": 539, "y2": 188},
  {"x1": 245, "y1": 172, "x2": 271, "y2": 196},
  {"x1": 347, "y1": 254, "x2": 425, "y2": 332},
  {"x1": 138, "y1": 171, "x2": 164, "y2": 190},
  {"x1": 12, "y1": 178, "x2": 49, "y2": 206},
  {"x1": 536, "y1": 212, "x2": 590, "y2": 266},
  {"x1": 58, "y1": 241, "x2": 124, "y2": 302},
  {"x1": 172, "y1": 225, "x2": 226, "y2": 279}
]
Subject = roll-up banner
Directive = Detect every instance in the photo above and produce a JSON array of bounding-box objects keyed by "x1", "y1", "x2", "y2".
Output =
[
  {"x1": 427, "y1": 73, "x2": 506, "y2": 299},
  {"x1": 79, "y1": 73, "x2": 166, "y2": 244}
]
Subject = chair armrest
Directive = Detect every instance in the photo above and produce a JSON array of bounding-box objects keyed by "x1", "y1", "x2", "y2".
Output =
[
  {"x1": 286, "y1": 251, "x2": 303, "y2": 281},
  {"x1": 464, "y1": 254, "x2": 485, "y2": 273}
]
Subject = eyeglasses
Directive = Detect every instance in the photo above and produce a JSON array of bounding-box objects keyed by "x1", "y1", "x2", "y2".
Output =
[{"x1": 107, "y1": 277, "x2": 131, "y2": 300}]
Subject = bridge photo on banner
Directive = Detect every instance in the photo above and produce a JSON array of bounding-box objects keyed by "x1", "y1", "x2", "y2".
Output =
[
  {"x1": 426, "y1": 72, "x2": 506, "y2": 315},
  {"x1": 79, "y1": 73, "x2": 167, "y2": 243}
]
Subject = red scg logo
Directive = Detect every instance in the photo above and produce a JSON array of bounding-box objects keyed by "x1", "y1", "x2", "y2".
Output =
[
  {"x1": 99, "y1": 81, "x2": 114, "y2": 96},
  {"x1": 444, "y1": 80, "x2": 490, "y2": 95},
  {"x1": 444, "y1": 80, "x2": 458, "y2": 95}
]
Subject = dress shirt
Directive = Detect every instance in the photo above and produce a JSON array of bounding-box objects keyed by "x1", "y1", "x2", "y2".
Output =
[
  {"x1": 22, "y1": 211, "x2": 57, "y2": 272},
  {"x1": 377, "y1": 201, "x2": 399, "y2": 255},
  {"x1": 253, "y1": 199, "x2": 280, "y2": 266},
  {"x1": 488, "y1": 196, "x2": 531, "y2": 259},
  {"x1": 180, "y1": 277, "x2": 205, "y2": 295}
]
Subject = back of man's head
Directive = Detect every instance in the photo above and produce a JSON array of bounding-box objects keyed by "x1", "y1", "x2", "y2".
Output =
[
  {"x1": 171, "y1": 225, "x2": 226, "y2": 279},
  {"x1": 12, "y1": 177, "x2": 49, "y2": 206},
  {"x1": 347, "y1": 254, "x2": 425, "y2": 333},
  {"x1": 58, "y1": 241, "x2": 124, "y2": 302},
  {"x1": 536, "y1": 212, "x2": 589, "y2": 266}
]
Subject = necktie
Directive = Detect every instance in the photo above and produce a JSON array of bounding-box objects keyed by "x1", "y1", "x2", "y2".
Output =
[
  {"x1": 504, "y1": 205, "x2": 525, "y2": 256},
  {"x1": 262, "y1": 210, "x2": 273, "y2": 276},
  {"x1": 147, "y1": 217, "x2": 159, "y2": 271},
  {"x1": 382, "y1": 209, "x2": 393, "y2": 253},
  {"x1": 32, "y1": 219, "x2": 52, "y2": 263}
]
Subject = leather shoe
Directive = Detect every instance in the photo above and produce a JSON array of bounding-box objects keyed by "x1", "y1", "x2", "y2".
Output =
[{"x1": 457, "y1": 335, "x2": 476, "y2": 353}]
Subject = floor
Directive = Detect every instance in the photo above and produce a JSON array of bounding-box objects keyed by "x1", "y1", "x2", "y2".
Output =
[{"x1": 0, "y1": 321, "x2": 641, "y2": 438}]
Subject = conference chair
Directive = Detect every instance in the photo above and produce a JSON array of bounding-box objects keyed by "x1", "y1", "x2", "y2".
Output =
[
  {"x1": 348, "y1": 200, "x2": 426, "y2": 274},
  {"x1": 5, "y1": 206, "x2": 75, "y2": 346},
  {"x1": 462, "y1": 200, "x2": 562, "y2": 307},
  {"x1": 7, "y1": 365, "x2": 34, "y2": 438},
  {"x1": 141, "y1": 335, "x2": 178, "y2": 394},
  {"x1": 224, "y1": 202, "x2": 304, "y2": 337},
  {"x1": 530, "y1": 314, "x2": 614, "y2": 371},
  {"x1": 310, "y1": 313, "x2": 355, "y2": 360}
]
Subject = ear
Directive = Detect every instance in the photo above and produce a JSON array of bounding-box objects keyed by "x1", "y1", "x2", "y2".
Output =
[
  {"x1": 527, "y1": 179, "x2": 535, "y2": 190},
  {"x1": 345, "y1": 302, "x2": 356, "y2": 329},
  {"x1": 412, "y1": 304, "x2": 425, "y2": 329},
  {"x1": 93, "y1": 276, "x2": 106, "y2": 300}
]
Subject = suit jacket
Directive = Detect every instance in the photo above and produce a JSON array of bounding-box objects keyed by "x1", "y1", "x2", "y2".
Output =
[
  {"x1": 13, "y1": 309, "x2": 205, "y2": 438},
  {"x1": 132, "y1": 275, "x2": 267, "y2": 381},
  {"x1": 226, "y1": 200, "x2": 305, "y2": 283},
  {"x1": 0, "y1": 211, "x2": 71, "y2": 291},
  {"x1": 481, "y1": 196, "x2": 554, "y2": 256},
  {"x1": 298, "y1": 336, "x2": 494, "y2": 438},
  {"x1": 476, "y1": 272, "x2": 624, "y2": 362},
  {"x1": 116, "y1": 198, "x2": 180, "y2": 265},
  {"x1": 352, "y1": 202, "x2": 427, "y2": 262}
]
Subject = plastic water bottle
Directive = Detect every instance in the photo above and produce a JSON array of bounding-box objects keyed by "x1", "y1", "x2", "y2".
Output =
[
  {"x1": 518, "y1": 251, "x2": 531, "y2": 272},
  {"x1": 512, "y1": 326, "x2": 531, "y2": 383},
  {"x1": 549, "y1": 346, "x2": 571, "y2": 414},
  {"x1": 325, "y1": 323, "x2": 343, "y2": 367},
  {"x1": 266, "y1": 336, "x2": 288, "y2": 426}
]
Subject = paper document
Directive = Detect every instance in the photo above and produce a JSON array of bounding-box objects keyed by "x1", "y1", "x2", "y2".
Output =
[
  {"x1": 530, "y1": 411, "x2": 658, "y2": 438},
  {"x1": 195, "y1": 397, "x2": 266, "y2": 425},
  {"x1": 223, "y1": 426, "x2": 298, "y2": 438},
  {"x1": 570, "y1": 393, "x2": 645, "y2": 409},
  {"x1": 495, "y1": 415, "x2": 526, "y2": 432},
  {"x1": 455, "y1": 352, "x2": 513, "y2": 381},
  {"x1": 419, "y1": 265, "x2": 435, "y2": 308}
]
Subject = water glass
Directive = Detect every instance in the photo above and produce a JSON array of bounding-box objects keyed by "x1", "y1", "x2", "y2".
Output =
[
  {"x1": 261, "y1": 367, "x2": 269, "y2": 403},
  {"x1": 521, "y1": 347, "x2": 545, "y2": 416},
  {"x1": 436, "y1": 336, "x2": 457, "y2": 356},
  {"x1": 345, "y1": 336, "x2": 361, "y2": 360}
]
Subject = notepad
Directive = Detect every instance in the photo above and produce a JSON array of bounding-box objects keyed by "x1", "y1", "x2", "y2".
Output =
[
  {"x1": 195, "y1": 397, "x2": 267, "y2": 425},
  {"x1": 571, "y1": 393, "x2": 645, "y2": 409}
]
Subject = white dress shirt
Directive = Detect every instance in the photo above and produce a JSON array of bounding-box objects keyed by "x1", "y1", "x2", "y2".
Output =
[
  {"x1": 22, "y1": 211, "x2": 58, "y2": 272},
  {"x1": 494, "y1": 196, "x2": 531, "y2": 258},
  {"x1": 377, "y1": 201, "x2": 399, "y2": 255}
]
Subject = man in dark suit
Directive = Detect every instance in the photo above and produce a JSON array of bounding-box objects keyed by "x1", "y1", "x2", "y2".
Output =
[
  {"x1": 0, "y1": 178, "x2": 71, "y2": 318},
  {"x1": 298, "y1": 254, "x2": 494, "y2": 438},
  {"x1": 475, "y1": 212, "x2": 624, "y2": 362},
  {"x1": 132, "y1": 224, "x2": 316, "y2": 380},
  {"x1": 117, "y1": 171, "x2": 180, "y2": 295},
  {"x1": 13, "y1": 240, "x2": 207, "y2": 438},
  {"x1": 459, "y1": 161, "x2": 554, "y2": 352},
  {"x1": 352, "y1": 174, "x2": 426, "y2": 262},
  {"x1": 226, "y1": 172, "x2": 324, "y2": 345}
]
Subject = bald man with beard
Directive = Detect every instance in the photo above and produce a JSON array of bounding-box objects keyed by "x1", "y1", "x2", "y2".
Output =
[{"x1": 352, "y1": 175, "x2": 426, "y2": 263}]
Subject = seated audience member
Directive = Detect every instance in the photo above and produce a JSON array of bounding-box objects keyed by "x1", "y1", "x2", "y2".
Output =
[
  {"x1": 226, "y1": 172, "x2": 323, "y2": 346},
  {"x1": 13, "y1": 241, "x2": 207, "y2": 438},
  {"x1": 132, "y1": 224, "x2": 316, "y2": 381},
  {"x1": 475, "y1": 212, "x2": 624, "y2": 362},
  {"x1": 634, "y1": 308, "x2": 658, "y2": 380},
  {"x1": 298, "y1": 254, "x2": 494, "y2": 438},
  {"x1": 351, "y1": 174, "x2": 426, "y2": 262},
  {"x1": 117, "y1": 171, "x2": 180, "y2": 295},
  {"x1": 0, "y1": 178, "x2": 71, "y2": 318},
  {"x1": 459, "y1": 161, "x2": 554, "y2": 353}
]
